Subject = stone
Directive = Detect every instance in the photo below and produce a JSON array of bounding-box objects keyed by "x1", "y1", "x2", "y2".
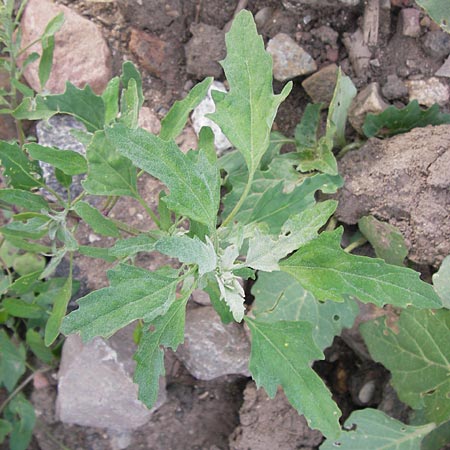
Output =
[
  {"x1": 57, "y1": 325, "x2": 167, "y2": 430},
  {"x1": 191, "y1": 288, "x2": 211, "y2": 306},
  {"x1": 348, "y1": 82, "x2": 389, "y2": 133},
  {"x1": 191, "y1": 81, "x2": 232, "y2": 154},
  {"x1": 175, "y1": 306, "x2": 250, "y2": 380},
  {"x1": 254, "y1": 7, "x2": 274, "y2": 30},
  {"x1": 185, "y1": 23, "x2": 226, "y2": 79},
  {"x1": 20, "y1": 0, "x2": 111, "y2": 94},
  {"x1": 138, "y1": 107, "x2": 161, "y2": 135},
  {"x1": 436, "y1": 55, "x2": 450, "y2": 78},
  {"x1": 266, "y1": 33, "x2": 317, "y2": 81},
  {"x1": 398, "y1": 8, "x2": 421, "y2": 37},
  {"x1": 378, "y1": 383, "x2": 411, "y2": 423},
  {"x1": 406, "y1": 77, "x2": 450, "y2": 106},
  {"x1": 335, "y1": 124, "x2": 450, "y2": 266},
  {"x1": 302, "y1": 64, "x2": 338, "y2": 105},
  {"x1": 311, "y1": 25, "x2": 339, "y2": 46},
  {"x1": 175, "y1": 125, "x2": 198, "y2": 153},
  {"x1": 229, "y1": 382, "x2": 323, "y2": 450},
  {"x1": 342, "y1": 28, "x2": 372, "y2": 78},
  {"x1": 382, "y1": 74, "x2": 408, "y2": 100},
  {"x1": 422, "y1": 30, "x2": 450, "y2": 59},
  {"x1": 282, "y1": 0, "x2": 359, "y2": 11}
]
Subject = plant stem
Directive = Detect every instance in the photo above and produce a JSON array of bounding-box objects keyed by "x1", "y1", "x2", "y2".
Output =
[
  {"x1": 326, "y1": 216, "x2": 338, "y2": 232},
  {"x1": 344, "y1": 237, "x2": 368, "y2": 253},
  {"x1": 337, "y1": 141, "x2": 363, "y2": 159},
  {"x1": 111, "y1": 218, "x2": 145, "y2": 236},
  {"x1": 221, "y1": 172, "x2": 254, "y2": 228},
  {"x1": 135, "y1": 193, "x2": 160, "y2": 228}
]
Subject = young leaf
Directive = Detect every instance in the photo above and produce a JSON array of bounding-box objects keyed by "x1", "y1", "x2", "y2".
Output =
[
  {"x1": 61, "y1": 264, "x2": 179, "y2": 341},
  {"x1": 363, "y1": 100, "x2": 450, "y2": 138},
  {"x1": 156, "y1": 235, "x2": 216, "y2": 276},
  {"x1": 208, "y1": 10, "x2": 292, "y2": 177},
  {"x1": 39, "y1": 34, "x2": 54, "y2": 89},
  {"x1": 73, "y1": 201, "x2": 120, "y2": 238},
  {"x1": 0, "y1": 141, "x2": 43, "y2": 190},
  {"x1": 120, "y1": 61, "x2": 144, "y2": 109},
  {"x1": 320, "y1": 409, "x2": 435, "y2": 450},
  {"x1": 246, "y1": 200, "x2": 337, "y2": 271},
  {"x1": 157, "y1": 191, "x2": 172, "y2": 231},
  {"x1": 25, "y1": 143, "x2": 87, "y2": 175},
  {"x1": 3, "y1": 298, "x2": 44, "y2": 319},
  {"x1": 0, "y1": 189, "x2": 49, "y2": 212},
  {"x1": 106, "y1": 125, "x2": 220, "y2": 231},
  {"x1": 4, "y1": 395, "x2": 36, "y2": 450},
  {"x1": 0, "y1": 216, "x2": 49, "y2": 240},
  {"x1": 245, "y1": 317, "x2": 341, "y2": 439},
  {"x1": 26, "y1": 329, "x2": 54, "y2": 364},
  {"x1": 252, "y1": 271, "x2": 359, "y2": 350},
  {"x1": 109, "y1": 235, "x2": 156, "y2": 258},
  {"x1": 78, "y1": 245, "x2": 115, "y2": 262},
  {"x1": 433, "y1": 255, "x2": 450, "y2": 308},
  {"x1": 280, "y1": 228, "x2": 442, "y2": 309},
  {"x1": 361, "y1": 308, "x2": 450, "y2": 425},
  {"x1": 358, "y1": 215, "x2": 408, "y2": 266},
  {"x1": 41, "y1": 11, "x2": 64, "y2": 40},
  {"x1": 134, "y1": 296, "x2": 188, "y2": 407},
  {"x1": 0, "y1": 330, "x2": 26, "y2": 392},
  {"x1": 198, "y1": 126, "x2": 216, "y2": 164},
  {"x1": 203, "y1": 279, "x2": 234, "y2": 324},
  {"x1": 0, "y1": 419, "x2": 12, "y2": 443},
  {"x1": 160, "y1": 77, "x2": 213, "y2": 141},
  {"x1": 82, "y1": 130, "x2": 138, "y2": 197},
  {"x1": 101, "y1": 76, "x2": 120, "y2": 125},
  {"x1": 119, "y1": 77, "x2": 139, "y2": 128}
]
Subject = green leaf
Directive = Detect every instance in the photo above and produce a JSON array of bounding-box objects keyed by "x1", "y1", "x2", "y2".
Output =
[
  {"x1": 358, "y1": 215, "x2": 408, "y2": 266},
  {"x1": 198, "y1": 126, "x2": 216, "y2": 164},
  {"x1": 39, "y1": 249, "x2": 66, "y2": 280},
  {"x1": 420, "y1": 420, "x2": 450, "y2": 450},
  {"x1": 101, "y1": 76, "x2": 120, "y2": 125},
  {"x1": 245, "y1": 317, "x2": 341, "y2": 439},
  {"x1": 78, "y1": 245, "x2": 115, "y2": 262},
  {"x1": 295, "y1": 103, "x2": 322, "y2": 150},
  {"x1": 44, "y1": 269, "x2": 72, "y2": 346},
  {"x1": 3, "y1": 298, "x2": 44, "y2": 319},
  {"x1": 415, "y1": 0, "x2": 450, "y2": 33},
  {"x1": 433, "y1": 255, "x2": 450, "y2": 308},
  {"x1": 160, "y1": 77, "x2": 213, "y2": 141},
  {"x1": 73, "y1": 201, "x2": 120, "y2": 238},
  {"x1": 41, "y1": 11, "x2": 64, "y2": 40},
  {"x1": 362, "y1": 100, "x2": 450, "y2": 138},
  {"x1": 0, "y1": 419, "x2": 12, "y2": 443},
  {"x1": 120, "y1": 61, "x2": 144, "y2": 110},
  {"x1": 208, "y1": 10, "x2": 292, "y2": 177},
  {"x1": 0, "y1": 216, "x2": 49, "y2": 240},
  {"x1": 55, "y1": 167, "x2": 72, "y2": 188},
  {"x1": 2, "y1": 237, "x2": 50, "y2": 255},
  {"x1": 320, "y1": 409, "x2": 435, "y2": 450},
  {"x1": 280, "y1": 228, "x2": 442, "y2": 308},
  {"x1": 119, "y1": 77, "x2": 139, "y2": 128},
  {"x1": 0, "y1": 189, "x2": 49, "y2": 212},
  {"x1": 10, "y1": 79, "x2": 34, "y2": 98},
  {"x1": 61, "y1": 264, "x2": 179, "y2": 341},
  {"x1": 0, "y1": 141, "x2": 43, "y2": 190},
  {"x1": 8, "y1": 271, "x2": 41, "y2": 295},
  {"x1": 203, "y1": 279, "x2": 234, "y2": 324},
  {"x1": 12, "y1": 252, "x2": 45, "y2": 276},
  {"x1": 246, "y1": 200, "x2": 337, "y2": 271},
  {"x1": 39, "y1": 34, "x2": 54, "y2": 89},
  {"x1": 252, "y1": 271, "x2": 359, "y2": 350},
  {"x1": 0, "y1": 329, "x2": 26, "y2": 392},
  {"x1": 26, "y1": 143, "x2": 87, "y2": 175},
  {"x1": 361, "y1": 308, "x2": 450, "y2": 425},
  {"x1": 109, "y1": 235, "x2": 156, "y2": 258},
  {"x1": 26, "y1": 329, "x2": 54, "y2": 364},
  {"x1": 134, "y1": 296, "x2": 188, "y2": 407},
  {"x1": 5, "y1": 395, "x2": 36, "y2": 450},
  {"x1": 156, "y1": 235, "x2": 216, "y2": 276},
  {"x1": 82, "y1": 130, "x2": 138, "y2": 197},
  {"x1": 106, "y1": 125, "x2": 220, "y2": 231},
  {"x1": 157, "y1": 191, "x2": 172, "y2": 231}
]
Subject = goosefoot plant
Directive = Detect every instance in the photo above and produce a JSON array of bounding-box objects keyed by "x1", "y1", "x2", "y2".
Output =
[{"x1": 0, "y1": 9, "x2": 447, "y2": 448}]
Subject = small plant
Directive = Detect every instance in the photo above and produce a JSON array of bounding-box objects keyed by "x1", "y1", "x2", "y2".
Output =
[{"x1": 0, "y1": 8, "x2": 448, "y2": 449}]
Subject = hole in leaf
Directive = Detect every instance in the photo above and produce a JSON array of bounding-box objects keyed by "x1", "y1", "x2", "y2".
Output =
[
  {"x1": 425, "y1": 389, "x2": 436, "y2": 395},
  {"x1": 400, "y1": 427, "x2": 406, "y2": 432},
  {"x1": 333, "y1": 314, "x2": 340, "y2": 321},
  {"x1": 333, "y1": 442, "x2": 342, "y2": 447}
]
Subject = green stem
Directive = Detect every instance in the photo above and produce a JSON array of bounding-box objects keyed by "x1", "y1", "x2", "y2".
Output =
[
  {"x1": 135, "y1": 193, "x2": 160, "y2": 228},
  {"x1": 337, "y1": 141, "x2": 363, "y2": 159},
  {"x1": 344, "y1": 237, "x2": 368, "y2": 253},
  {"x1": 221, "y1": 172, "x2": 254, "y2": 228},
  {"x1": 326, "y1": 216, "x2": 338, "y2": 232},
  {"x1": 111, "y1": 218, "x2": 145, "y2": 236}
]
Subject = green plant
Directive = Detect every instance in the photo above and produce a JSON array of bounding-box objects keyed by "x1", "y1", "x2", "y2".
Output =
[{"x1": 0, "y1": 8, "x2": 447, "y2": 449}]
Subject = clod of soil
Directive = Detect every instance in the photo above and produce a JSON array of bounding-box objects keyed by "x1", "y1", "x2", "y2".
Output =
[{"x1": 335, "y1": 124, "x2": 450, "y2": 266}]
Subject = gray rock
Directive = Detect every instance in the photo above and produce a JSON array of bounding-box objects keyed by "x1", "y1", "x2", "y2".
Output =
[
  {"x1": 398, "y1": 8, "x2": 421, "y2": 38},
  {"x1": 229, "y1": 382, "x2": 323, "y2": 450},
  {"x1": 311, "y1": 25, "x2": 339, "y2": 46},
  {"x1": 191, "y1": 288, "x2": 212, "y2": 306},
  {"x1": 175, "y1": 306, "x2": 250, "y2": 380},
  {"x1": 282, "y1": 0, "x2": 359, "y2": 11},
  {"x1": 436, "y1": 55, "x2": 450, "y2": 78},
  {"x1": 382, "y1": 74, "x2": 408, "y2": 100},
  {"x1": 185, "y1": 23, "x2": 226, "y2": 79},
  {"x1": 422, "y1": 30, "x2": 450, "y2": 60},
  {"x1": 342, "y1": 28, "x2": 372, "y2": 78},
  {"x1": 378, "y1": 383, "x2": 411, "y2": 423},
  {"x1": 302, "y1": 64, "x2": 338, "y2": 105},
  {"x1": 56, "y1": 325, "x2": 167, "y2": 430},
  {"x1": 406, "y1": 77, "x2": 450, "y2": 106},
  {"x1": 254, "y1": 7, "x2": 274, "y2": 30},
  {"x1": 267, "y1": 33, "x2": 317, "y2": 81},
  {"x1": 348, "y1": 82, "x2": 389, "y2": 133}
]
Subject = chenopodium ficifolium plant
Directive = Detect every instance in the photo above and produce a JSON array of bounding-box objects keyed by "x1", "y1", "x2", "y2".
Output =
[{"x1": 1, "y1": 10, "x2": 444, "y2": 443}]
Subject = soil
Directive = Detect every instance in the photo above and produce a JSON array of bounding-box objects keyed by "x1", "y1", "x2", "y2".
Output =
[{"x1": 2, "y1": 0, "x2": 450, "y2": 449}]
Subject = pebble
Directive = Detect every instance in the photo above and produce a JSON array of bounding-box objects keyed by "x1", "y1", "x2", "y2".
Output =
[
  {"x1": 282, "y1": 0, "x2": 360, "y2": 12},
  {"x1": 311, "y1": 25, "x2": 339, "y2": 46},
  {"x1": 138, "y1": 107, "x2": 161, "y2": 135},
  {"x1": 57, "y1": 325, "x2": 167, "y2": 430},
  {"x1": 254, "y1": 7, "x2": 274, "y2": 30},
  {"x1": 266, "y1": 33, "x2": 317, "y2": 82},
  {"x1": 398, "y1": 8, "x2": 421, "y2": 37},
  {"x1": 421, "y1": 30, "x2": 450, "y2": 59},
  {"x1": 191, "y1": 288, "x2": 212, "y2": 306},
  {"x1": 175, "y1": 306, "x2": 250, "y2": 380},
  {"x1": 348, "y1": 82, "x2": 389, "y2": 133},
  {"x1": 382, "y1": 74, "x2": 408, "y2": 100},
  {"x1": 302, "y1": 63, "x2": 338, "y2": 105},
  {"x1": 191, "y1": 81, "x2": 232, "y2": 154},
  {"x1": 342, "y1": 28, "x2": 372, "y2": 78},
  {"x1": 406, "y1": 77, "x2": 450, "y2": 106},
  {"x1": 20, "y1": 0, "x2": 111, "y2": 94},
  {"x1": 436, "y1": 55, "x2": 450, "y2": 78}
]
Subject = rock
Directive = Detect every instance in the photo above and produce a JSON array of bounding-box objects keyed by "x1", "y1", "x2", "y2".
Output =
[
  {"x1": 406, "y1": 77, "x2": 450, "y2": 106},
  {"x1": 20, "y1": 0, "x2": 111, "y2": 94},
  {"x1": 282, "y1": 0, "x2": 359, "y2": 11},
  {"x1": 342, "y1": 28, "x2": 372, "y2": 78},
  {"x1": 311, "y1": 25, "x2": 339, "y2": 46},
  {"x1": 382, "y1": 74, "x2": 408, "y2": 100},
  {"x1": 185, "y1": 23, "x2": 226, "y2": 79},
  {"x1": 398, "y1": 8, "x2": 421, "y2": 37},
  {"x1": 175, "y1": 125, "x2": 198, "y2": 153},
  {"x1": 138, "y1": 107, "x2": 161, "y2": 135},
  {"x1": 229, "y1": 382, "x2": 323, "y2": 450},
  {"x1": 175, "y1": 306, "x2": 250, "y2": 380},
  {"x1": 129, "y1": 28, "x2": 183, "y2": 83},
  {"x1": 348, "y1": 82, "x2": 389, "y2": 133},
  {"x1": 335, "y1": 125, "x2": 450, "y2": 266},
  {"x1": 57, "y1": 325, "x2": 167, "y2": 430},
  {"x1": 378, "y1": 383, "x2": 411, "y2": 423},
  {"x1": 191, "y1": 288, "x2": 211, "y2": 306},
  {"x1": 191, "y1": 81, "x2": 232, "y2": 154},
  {"x1": 254, "y1": 7, "x2": 274, "y2": 30},
  {"x1": 422, "y1": 30, "x2": 450, "y2": 59},
  {"x1": 436, "y1": 55, "x2": 450, "y2": 78},
  {"x1": 302, "y1": 64, "x2": 338, "y2": 105},
  {"x1": 266, "y1": 33, "x2": 317, "y2": 81}
]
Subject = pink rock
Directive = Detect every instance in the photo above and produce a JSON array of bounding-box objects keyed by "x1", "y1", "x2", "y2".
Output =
[
  {"x1": 20, "y1": 0, "x2": 112, "y2": 94},
  {"x1": 398, "y1": 8, "x2": 421, "y2": 37}
]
